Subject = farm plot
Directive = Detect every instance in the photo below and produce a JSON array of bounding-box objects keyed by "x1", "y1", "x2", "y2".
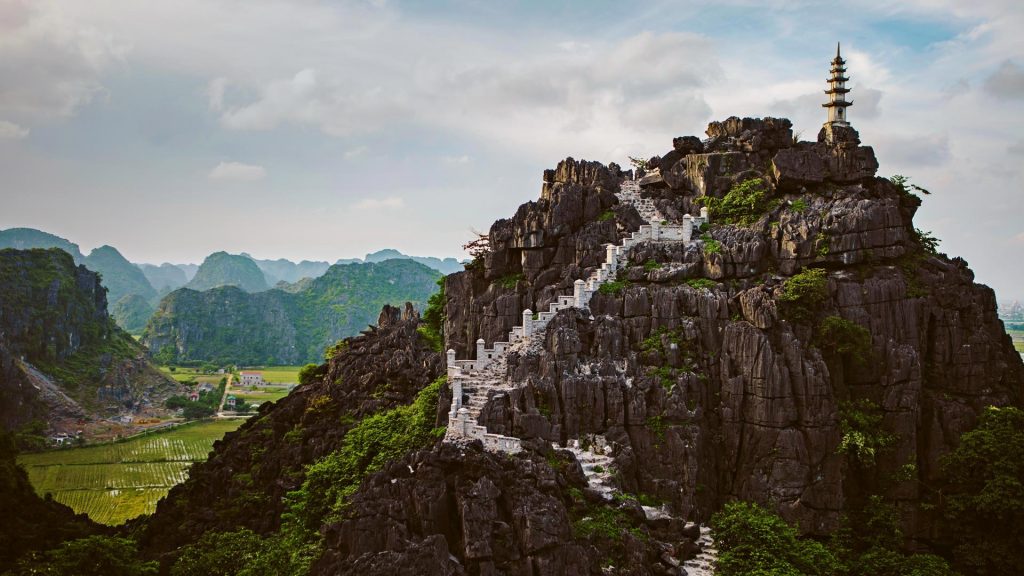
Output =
[{"x1": 18, "y1": 419, "x2": 244, "y2": 525}]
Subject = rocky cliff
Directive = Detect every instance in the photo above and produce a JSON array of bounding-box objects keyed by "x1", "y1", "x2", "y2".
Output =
[
  {"x1": 0, "y1": 248, "x2": 183, "y2": 437},
  {"x1": 142, "y1": 259, "x2": 442, "y2": 365},
  {"x1": 444, "y1": 117, "x2": 1021, "y2": 541},
  {"x1": 130, "y1": 117, "x2": 1020, "y2": 575}
]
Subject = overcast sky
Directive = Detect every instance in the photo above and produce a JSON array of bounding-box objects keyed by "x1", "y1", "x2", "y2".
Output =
[{"x1": 1, "y1": 1, "x2": 1023, "y2": 299}]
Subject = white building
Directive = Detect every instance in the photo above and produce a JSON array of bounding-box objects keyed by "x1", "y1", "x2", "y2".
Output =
[{"x1": 240, "y1": 371, "x2": 264, "y2": 386}]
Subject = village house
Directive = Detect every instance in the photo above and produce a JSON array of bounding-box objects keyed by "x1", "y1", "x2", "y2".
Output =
[{"x1": 240, "y1": 371, "x2": 264, "y2": 387}]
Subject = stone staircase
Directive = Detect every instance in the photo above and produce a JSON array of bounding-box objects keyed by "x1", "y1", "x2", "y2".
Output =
[
  {"x1": 681, "y1": 525, "x2": 717, "y2": 576},
  {"x1": 444, "y1": 179, "x2": 711, "y2": 451}
]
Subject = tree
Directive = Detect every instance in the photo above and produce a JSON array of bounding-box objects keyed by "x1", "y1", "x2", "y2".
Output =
[
  {"x1": 6, "y1": 535, "x2": 157, "y2": 576},
  {"x1": 941, "y1": 406, "x2": 1024, "y2": 576}
]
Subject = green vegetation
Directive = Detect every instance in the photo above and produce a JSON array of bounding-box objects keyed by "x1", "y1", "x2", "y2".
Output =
[
  {"x1": 816, "y1": 232, "x2": 831, "y2": 258},
  {"x1": 837, "y1": 400, "x2": 895, "y2": 467},
  {"x1": 597, "y1": 210, "x2": 615, "y2": 222},
  {"x1": 889, "y1": 174, "x2": 931, "y2": 202},
  {"x1": 143, "y1": 260, "x2": 442, "y2": 365},
  {"x1": 170, "y1": 528, "x2": 314, "y2": 576},
  {"x1": 940, "y1": 405, "x2": 1024, "y2": 576},
  {"x1": 166, "y1": 377, "x2": 226, "y2": 419},
  {"x1": 497, "y1": 272, "x2": 524, "y2": 289},
  {"x1": 598, "y1": 279, "x2": 629, "y2": 296},
  {"x1": 643, "y1": 259, "x2": 660, "y2": 271},
  {"x1": 17, "y1": 419, "x2": 244, "y2": 525},
  {"x1": 111, "y1": 293, "x2": 156, "y2": 335},
  {"x1": 686, "y1": 278, "x2": 718, "y2": 291},
  {"x1": 646, "y1": 415, "x2": 668, "y2": 439},
  {"x1": 700, "y1": 233, "x2": 722, "y2": 255},
  {"x1": 84, "y1": 244, "x2": 157, "y2": 309},
  {"x1": 816, "y1": 316, "x2": 872, "y2": 365},
  {"x1": 790, "y1": 198, "x2": 809, "y2": 213},
  {"x1": 573, "y1": 506, "x2": 635, "y2": 539},
  {"x1": 712, "y1": 501, "x2": 839, "y2": 576},
  {"x1": 913, "y1": 228, "x2": 940, "y2": 254},
  {"x1": 419, "y1": 277, "x2": 446, "y2": 352},
  {"x1": 711, "y1": 500, "x2": 954, "y2": 576},
  {"x1": 700, "y1": 177, "x2": 778, "y2": 226},
  {"x1": 778, "y1": 268, "x2": 828, "y2": 322},
  {"x1": 4, "y1": 535, "x2": 158, "y2": 576},
  {"x1": 186, "y1": 251, "x2": 268, "y2": 292},
  {"x1": 289, "y1": 376, "x2": 446, "y2": 530}
]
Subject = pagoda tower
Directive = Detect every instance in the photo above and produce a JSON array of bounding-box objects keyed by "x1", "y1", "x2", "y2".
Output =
[{"x1": 823, "y1": 43, "x2": 852, "y2": 126}]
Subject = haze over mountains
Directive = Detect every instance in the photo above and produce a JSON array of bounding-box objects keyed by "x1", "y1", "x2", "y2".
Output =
[{"x1": 0, "y1": 227, "x2": 463, "y2": 332}]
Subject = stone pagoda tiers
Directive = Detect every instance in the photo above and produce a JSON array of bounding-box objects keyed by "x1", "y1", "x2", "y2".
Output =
[{"x1": 823, "y1": 42, "x2": 852, "y2": 126}]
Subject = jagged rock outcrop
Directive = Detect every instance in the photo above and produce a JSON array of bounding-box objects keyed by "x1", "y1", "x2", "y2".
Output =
[
  {"x1": 138, "y1": 303, "x2": 446, "y2": 556},
  {"x1": 0, "y1": 248, "x2": 181, "y2": 435},
  {"x1": 445, "y1": 117, "x2": 1022, "y2": 542}
]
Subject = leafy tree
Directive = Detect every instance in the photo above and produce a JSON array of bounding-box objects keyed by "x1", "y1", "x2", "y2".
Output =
[
  {"x1": 419, "y1": 277, "x2": 446, "y2": 352},
  {"x1": 700, "y1": 178, "x2": 778, "y2": 226},
  {"x1": 941, "y1": 406, "x2": 1024, "y2": 576},
  {"x1": 817, "y1": 316, "x2": 873, "y2": 365},
  {"x1": 171, "y1": 529, "x2": 296, "y2": 576},
  {"x1": 778, "y1": 268, "x2": 829, "y2": 322},
  {"x1": 297, "y1": 363, "x2": 324, "y2": 386},
  {"x1": 5, "y1": 535, "x2": 157, "y2": 576},
  {"x1": 711, "y1": 501, "x2": 840, "y2": 576}
]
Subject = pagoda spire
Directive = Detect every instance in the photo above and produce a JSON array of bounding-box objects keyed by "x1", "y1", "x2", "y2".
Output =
[{"x1": 823, "y1": 42, "x2": 852, "y2": 126}]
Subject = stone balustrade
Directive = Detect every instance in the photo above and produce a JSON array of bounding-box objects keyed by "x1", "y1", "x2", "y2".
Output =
[{"x1": 444, "y1": 179, "x2": 710, "y2": 453}]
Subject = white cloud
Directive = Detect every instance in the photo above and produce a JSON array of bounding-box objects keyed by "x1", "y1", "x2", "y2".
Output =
[
  {"x1": 343, "y1": 146, "x2": 368, "y2": 160},
  {"x1": 442, "y1": 155, "x2": 471, "y2": 165},
  {"x1": 0, "y1": 1, "x2": 125, "y2": 121},
  {"x1": 984, "y1": 60, "x2": 1024, "y2": 99},
  {"x1": 0, "y1": 119, "x2": 29, "y2": 139},
  {"x1": 207, "y1": 77, "x2": 228, "y2": 111},
  {"x1": 208, "y1": 161, "x2": 266, "y2": 182},
  {"x1": 353, "y1": 197, "x2": 404, "y2": 210}
]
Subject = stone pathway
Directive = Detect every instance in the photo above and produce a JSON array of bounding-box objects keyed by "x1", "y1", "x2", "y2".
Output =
[
  {"x1": 566, "y1": 435, "x2": 617, "y2": 500},
  {"x1": 681, "y1": 524, "x2": 717, "y2": 575}
]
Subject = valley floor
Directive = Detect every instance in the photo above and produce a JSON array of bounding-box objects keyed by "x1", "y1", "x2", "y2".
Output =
[{"x1": 17, "y1": 419, "x2": 244, "y2": 525}]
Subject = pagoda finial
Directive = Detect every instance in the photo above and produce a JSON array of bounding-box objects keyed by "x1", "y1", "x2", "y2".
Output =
[{"x1": 823, "y1": 42, "x2": 851, "y2": 127}]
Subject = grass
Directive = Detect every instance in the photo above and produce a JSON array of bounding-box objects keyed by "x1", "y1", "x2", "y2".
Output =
[
  {"x1": 18, "y1": 419, "x2": 244, "y2": 525},
  {"x1": 252, "y1": 366, "x2": 304, "y2": 384},
  {"x1": 159, "y1": 366, "x2": 224, "y2": 385}
]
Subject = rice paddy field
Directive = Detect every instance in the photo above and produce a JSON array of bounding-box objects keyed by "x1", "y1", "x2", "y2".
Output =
[
  {"x1": 255, "y1": 366, "x2": 304, "y2": 384},
  {"x1": 18, "y1": 419, "x2": 245, "y2": 525}
]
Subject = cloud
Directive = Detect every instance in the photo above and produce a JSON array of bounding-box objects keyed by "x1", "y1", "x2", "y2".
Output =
[
  {"x1": 207, "y1": 77, "x2": 228, "y2": 111},
  {"x1": 874, "y1": 133, "x2": 951, "y2": 167},
  {"x1": 343, "y1": 146, "x2": 368, "y2": 160},
  {"x1": 208, "y1": 161, "x2": 266, "y2": 181},
  {"x1": 1010, "y1": 141, "x2": 1024, "y2": 156},
  {"x1": 353, "y1": 197, "x2": 404, "y2": 210},
  {"x1": 984, "y1": 61, "x2": 1024, "y2": 99},
  {"x1": 0, "y1": 119, "x2": 29, "y2": 139},
  {"x1": 218, "y1": 68, "x2": 408, "y2": 136},
  {"x1": 442, "y1": 155, "x2": 471, "y2": 165},
  {"x1": 0, "y1": 1, "x2": 125, "y2": 121}
]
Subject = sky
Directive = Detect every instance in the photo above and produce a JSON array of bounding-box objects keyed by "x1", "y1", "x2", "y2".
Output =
[{"x1": 1, "y1": 0, "x2": 1023, "y2": 298}]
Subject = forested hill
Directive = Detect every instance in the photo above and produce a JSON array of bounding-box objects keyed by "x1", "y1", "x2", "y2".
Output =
[
  {"x1": 142, "y1": 258, "x2": 442, "y2": 365},
  {"x1": 0, "y1": 248, "x2": 181, "y2": 436}
]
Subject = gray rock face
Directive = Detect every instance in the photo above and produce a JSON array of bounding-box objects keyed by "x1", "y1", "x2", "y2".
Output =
[{"x1": 445, "y1": 117, "x2": 1023, "y2": 542}]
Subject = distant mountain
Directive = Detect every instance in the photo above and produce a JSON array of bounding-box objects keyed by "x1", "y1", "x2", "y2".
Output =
[
  {"x1": 177, "y1": 263, "x2": 199, "y2": 281},
  {"x1": 0, "y1": 228, "x2": 84, "y2": 262},
  {"x1": 0, "y1": 248, "x2": 182, "y2": 437},
  {"x1": 143, "y1": 259, "x2": 442, "y2": 365},
  {"x1": 186, "y1": 251, "x2": 268, "y2": 293},
  {"x1": 242, "y1": 254, "x2": 331, "y2": 285},
  {"x1": 83, "y1": 245, "x2": 157, "y2": 306},
  {"x1": 111, "y1": 293, "x2": 155, "y2": 335},
  {"x1": 138, "y1": 263, "x2": 189, "y2": 294},
  {"x1": 338, "y1": 248, "x2": 464, "y2": 274}
]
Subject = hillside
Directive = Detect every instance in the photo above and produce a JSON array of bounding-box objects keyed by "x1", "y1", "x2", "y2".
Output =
[
  {"x1": 84, "y1": 245, "x2": 157, "y2": 306},
  {"x1": 0, "y1": 248, "x2": 183, "y2": 438},
  {"x1": 245, "y1": 255, "x2": 331, "y2": 285},
  {"x1": 361, "y1": 248, "x2": 463, "y2": 274},
  {"x1": 0, "y1": 228, "x2": 85, "y2": 262},
  {"x1": 138, "y1": 262, "x2": 189, "y2": 294},
  {"x1": 142, "y1": 259, "x2": 442, "y2": 365},
  {"x1": 186, "y1": 251, "x2": 269, "y2": 292},
  {"x1": 110, "y1": 293, "x2": 155, "y2": 335},
  {"x1": 125, "y1": 117, "x2": 1022, "y2": 576}
]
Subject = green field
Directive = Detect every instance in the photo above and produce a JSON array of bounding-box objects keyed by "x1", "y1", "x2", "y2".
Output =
[
  {"x1": 1007, "y1": 329, "x2": 1024, "y2": 353},
  {"x1": 18, "y1": 419, "x2": 245, "y2": 525},
  {"x1": 230, "y1": 386, "x2": 293, "y2": 404},
  {"x1": 252, "y1": 366, "x2": 304, "y2": 384},
  {"x1": 159, "y1": 366, "x2": 225, "y2": 385}
]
